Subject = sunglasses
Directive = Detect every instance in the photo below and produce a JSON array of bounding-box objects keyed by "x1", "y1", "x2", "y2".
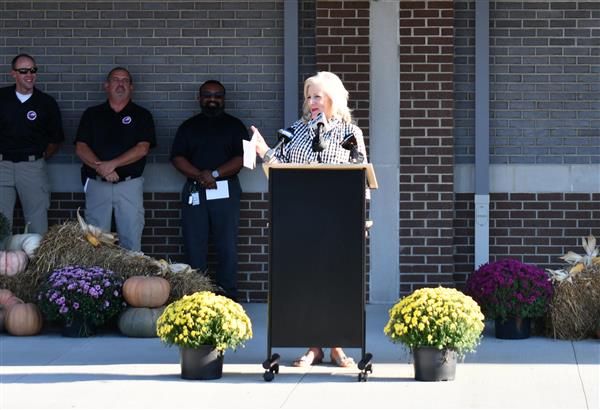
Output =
[
  {"x1": 14, "y1": 67, "x2": 38, "y2": 74},
  {"x1": 200, "y1": 92, "x2": 224, "y2": 98}
]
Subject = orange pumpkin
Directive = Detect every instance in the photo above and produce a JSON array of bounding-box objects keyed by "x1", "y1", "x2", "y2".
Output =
[
  {"x1": 0, "y1": 289, "x2": 14, "y2": 305},
  {"x1": 0, "y1": 306, "x2": 5, "y2": 333},
  {"x1": 0, "y1": 250, "x2": 28, "y2": 276},
  {"x1": 123, "y1": 276, "x2": 170, "y2": 308},
  {"x1": 5, "y1": 303, "x2": 43, "y2": 336}
]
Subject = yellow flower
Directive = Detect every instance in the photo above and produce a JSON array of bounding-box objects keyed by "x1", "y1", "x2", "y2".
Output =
[
  {"x1": 156, "y1": 291, "x2": 253, "y2": 351},
  {"x1": 383, "y1": 286, "x2": 484, "y2": 356}
]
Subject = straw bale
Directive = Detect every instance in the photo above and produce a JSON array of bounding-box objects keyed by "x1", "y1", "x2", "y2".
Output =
[
  {"x1": 0, "y1": 221, "x2": 214, "y2": 303},
  {"x1": 544, "y1": 264, "x2": 600, "y2": 340}
]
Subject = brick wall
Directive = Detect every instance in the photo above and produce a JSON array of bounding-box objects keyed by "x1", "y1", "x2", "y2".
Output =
[
  {"x1": 0, "y1": 0, "x2": 289, "y2": 163},
  {"x1": 454, "y1": 0, "x2": 600, "y2": 165},
  {"x1": 314, "y1": 0, "x2": 370, "y2": 140},
  {"x1": 454, "y1": 193, "x2": 600, "y2": 286},
  {"x1": 399, "y1": 1, "x2": 456, "y2": 294}
]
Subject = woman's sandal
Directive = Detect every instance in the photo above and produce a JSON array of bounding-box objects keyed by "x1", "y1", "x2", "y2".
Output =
[
  {"x1": 330, "y1": 353, "x2": 355, "y2": 368},
  {"x1": 292, "y1": 350, "x2": 324, "y2": 367}
]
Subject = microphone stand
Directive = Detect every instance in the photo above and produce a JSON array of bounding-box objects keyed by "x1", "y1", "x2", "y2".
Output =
[
  {"x1": 264, "y1": 129, "x2": 293, "y2": 164},
  {"x1": 312, "y1": 122, "x2": 325, "y2": 163}
]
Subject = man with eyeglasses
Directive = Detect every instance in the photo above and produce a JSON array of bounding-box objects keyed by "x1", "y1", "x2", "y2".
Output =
[
  {"x1": 0, "y1": 53, "x2": 64, "y2": 234},
  {"x1": 171, "y1": 80, "x2": 248, "y2": 301},
  {"x1": 75, "y1": 67, "x2": 156, "y2": 251}
]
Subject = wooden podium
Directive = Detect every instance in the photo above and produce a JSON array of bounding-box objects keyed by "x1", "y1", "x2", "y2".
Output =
[{"x1": 261, "y1": 163, "x2": 377, "y2": 381}]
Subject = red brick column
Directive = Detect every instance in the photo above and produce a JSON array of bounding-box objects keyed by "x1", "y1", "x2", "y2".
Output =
[
  {"x1": 399, "y1": 1, "x2": 455, "y2": 293},
  {"x1": 314, "y1": 0, "x2": 370, "y2": 139}
]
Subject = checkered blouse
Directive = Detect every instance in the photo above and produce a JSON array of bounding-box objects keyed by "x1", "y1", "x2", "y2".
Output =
[{"x1": 272, "y1": 118, "x2": 367, "y2": 164}]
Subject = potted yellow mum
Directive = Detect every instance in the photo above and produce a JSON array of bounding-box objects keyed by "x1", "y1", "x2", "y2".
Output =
[
  {"x1": 384, "y1": 287, "x2": 485, "y2": 381},
  {"x1": 156, "y1": 291, "x2": 253, "y2": 380}
]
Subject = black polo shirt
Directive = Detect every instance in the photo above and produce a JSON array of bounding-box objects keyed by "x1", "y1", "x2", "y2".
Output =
[
  {"x1": 171, "y1": 112, "x2": 246, "y2": 177},
  {"x1": 0, "y1": 85, "x2": 64, "y2": 155},
  {"x1": 76, "y1": 100, "x2": 156, "y2": 181}
]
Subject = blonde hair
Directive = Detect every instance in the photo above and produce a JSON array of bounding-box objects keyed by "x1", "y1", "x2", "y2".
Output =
[{"x1": 302, "y1": 71, "x2": 352, "y2": 123}]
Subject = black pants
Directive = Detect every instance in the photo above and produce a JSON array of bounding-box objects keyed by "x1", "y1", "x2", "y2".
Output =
[{"x1": 181, "y1": 178, "x2": 241, "y2": 299}]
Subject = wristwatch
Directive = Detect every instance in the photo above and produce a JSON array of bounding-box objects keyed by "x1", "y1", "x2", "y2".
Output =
[{"x1": 211, "y1": 170, "x2": 220, "y2": 178}]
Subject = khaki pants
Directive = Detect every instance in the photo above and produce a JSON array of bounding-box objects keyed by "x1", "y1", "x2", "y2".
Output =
[
  {"x1": 0, "y1": 159, "x2": 50, "y2": 234},
  {"x1": 84, "y1": 177, "x2": 145, "y2": 251}
]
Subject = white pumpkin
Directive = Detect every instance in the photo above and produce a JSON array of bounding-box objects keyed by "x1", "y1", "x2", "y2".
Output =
[
  {"x1": 20, "y1": 235, "x2": 42, "y2": 257},
  {"x1": 4, "y1": 222, "x2": 43, "y2": 257},
  {"x1": 6, "y1": 233, "x2": 42, "y2": 257}
]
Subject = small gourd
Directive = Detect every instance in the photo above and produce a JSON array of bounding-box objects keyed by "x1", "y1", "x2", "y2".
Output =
[
  {"x1": 5, "y1": 303, "x2": 43, "y2": 336},
  {"x1": 122, "y1": 276, "x2": 170, "y2": 308},
  {"x1": 0, "y1": 250, "x2": 28, "y2": 276},
  {"x1": 118, "y1": 306, "x2": 165, "y2": 338}
]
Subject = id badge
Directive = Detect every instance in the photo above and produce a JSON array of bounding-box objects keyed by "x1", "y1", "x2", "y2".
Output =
[{"x1": 188, "y1": 191, "x2": 200, "y2": 206}]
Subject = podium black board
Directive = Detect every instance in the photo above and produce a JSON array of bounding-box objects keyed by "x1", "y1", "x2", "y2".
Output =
[{"x1": 261, "y1": 163, "x2": 377, "y2": 382}]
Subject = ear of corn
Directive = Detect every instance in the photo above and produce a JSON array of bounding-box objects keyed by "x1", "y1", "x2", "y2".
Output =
[
  {"x1": 85, "y1": 233, "x2": 100, "y2": 247},
  {"x1": 76, "y1": 207, "x2": 117, "y2": 247}
]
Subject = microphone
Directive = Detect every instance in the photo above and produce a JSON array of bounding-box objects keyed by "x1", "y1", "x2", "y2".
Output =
[
  {"x1": 341, "y1": 133, "x2": 364, "y2": 163},
  {"x1": 310, "y1": 112, "x2": 328, "y2": 152},
  {"x1": 263, "y1": 128, "x2": 293, "y2": 164}
]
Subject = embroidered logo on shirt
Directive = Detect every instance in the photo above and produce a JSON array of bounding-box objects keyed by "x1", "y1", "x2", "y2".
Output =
[
  {"x1": 26, "y1": 111, "x2": 37, "y2": 121},
  {"x1": 122, "y1": 116, "x2": 132, "y2": 125}
]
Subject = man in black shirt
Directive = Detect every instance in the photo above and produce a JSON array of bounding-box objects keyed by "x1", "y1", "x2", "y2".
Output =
[
  {"x1": 0, "y1": 53, "x2": 64, "y2": 234},
  {"x1": 171, "y1": 80, "x2": 247, "y2": 301},
  {"x1": 75, "y1": 67, "x2": 156, "y2": 251}
]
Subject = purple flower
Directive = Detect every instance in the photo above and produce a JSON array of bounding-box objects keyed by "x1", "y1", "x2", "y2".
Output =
[
  {"x1": 465, "y1": 259, "x2": 553, "y2": 320},
  {"x1": 38, "y1": 265, "x2": 125, "y2": 327}
]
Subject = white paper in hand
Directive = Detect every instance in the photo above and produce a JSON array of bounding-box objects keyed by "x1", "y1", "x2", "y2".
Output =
[
  {"x1": 206, "y1": 180, "x2": 230, "y2": 200},
  {"x1": 243, "y1": 131, "x2": 258, "y2": 169}
]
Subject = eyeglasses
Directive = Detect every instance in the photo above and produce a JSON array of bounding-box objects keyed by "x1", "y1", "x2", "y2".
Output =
[
  {"x1": 14, "y1": 67, "x2": 38, "y2": 74},
  {"x1": 200, "y1": 92, "x2": 224, "y2": 98},
  {"x1": 109, "y1": 77, "x2": 131, "y2": 84}
]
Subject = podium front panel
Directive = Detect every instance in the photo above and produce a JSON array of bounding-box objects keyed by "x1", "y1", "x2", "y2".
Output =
[{"x1": 268, "y1": 167, "x2": 365, "y2": 347}]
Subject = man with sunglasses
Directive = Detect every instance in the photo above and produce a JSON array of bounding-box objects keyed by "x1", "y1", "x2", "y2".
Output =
[
  {"x1": 171, "y1": 80, "x2": 248, "y2": 301},
  {"x1": 75, "y1": 67, "x2": 156, "y2": 251},
  {"x1": 0, "y1": 53, "x2": 64, "y2": 234}
]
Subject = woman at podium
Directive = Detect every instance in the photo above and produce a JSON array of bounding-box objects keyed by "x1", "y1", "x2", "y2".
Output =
[{"x1": 252, "y1": 71, "x2": 367, "y2": 368}]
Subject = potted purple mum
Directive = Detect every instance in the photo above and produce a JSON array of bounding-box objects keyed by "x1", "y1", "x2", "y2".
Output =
[
  {"x1": 38, "y1": 266, "x2": 126, "y2": 337},
  {"x1": 465, "y1": 259, "x2": 553, "y2": 339}
]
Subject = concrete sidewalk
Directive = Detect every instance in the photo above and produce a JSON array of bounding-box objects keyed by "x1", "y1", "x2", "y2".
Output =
[{"x1": 1, "y1": 303, "x2": 598, "y2": 409}]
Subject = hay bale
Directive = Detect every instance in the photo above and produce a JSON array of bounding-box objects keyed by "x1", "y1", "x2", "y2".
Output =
[
  {"x1": 0, "y1": 220, "x2": 214, "y2": 303},
  {"x1": 544, "y1": 264, "x2": 600, "y2": 340}
]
